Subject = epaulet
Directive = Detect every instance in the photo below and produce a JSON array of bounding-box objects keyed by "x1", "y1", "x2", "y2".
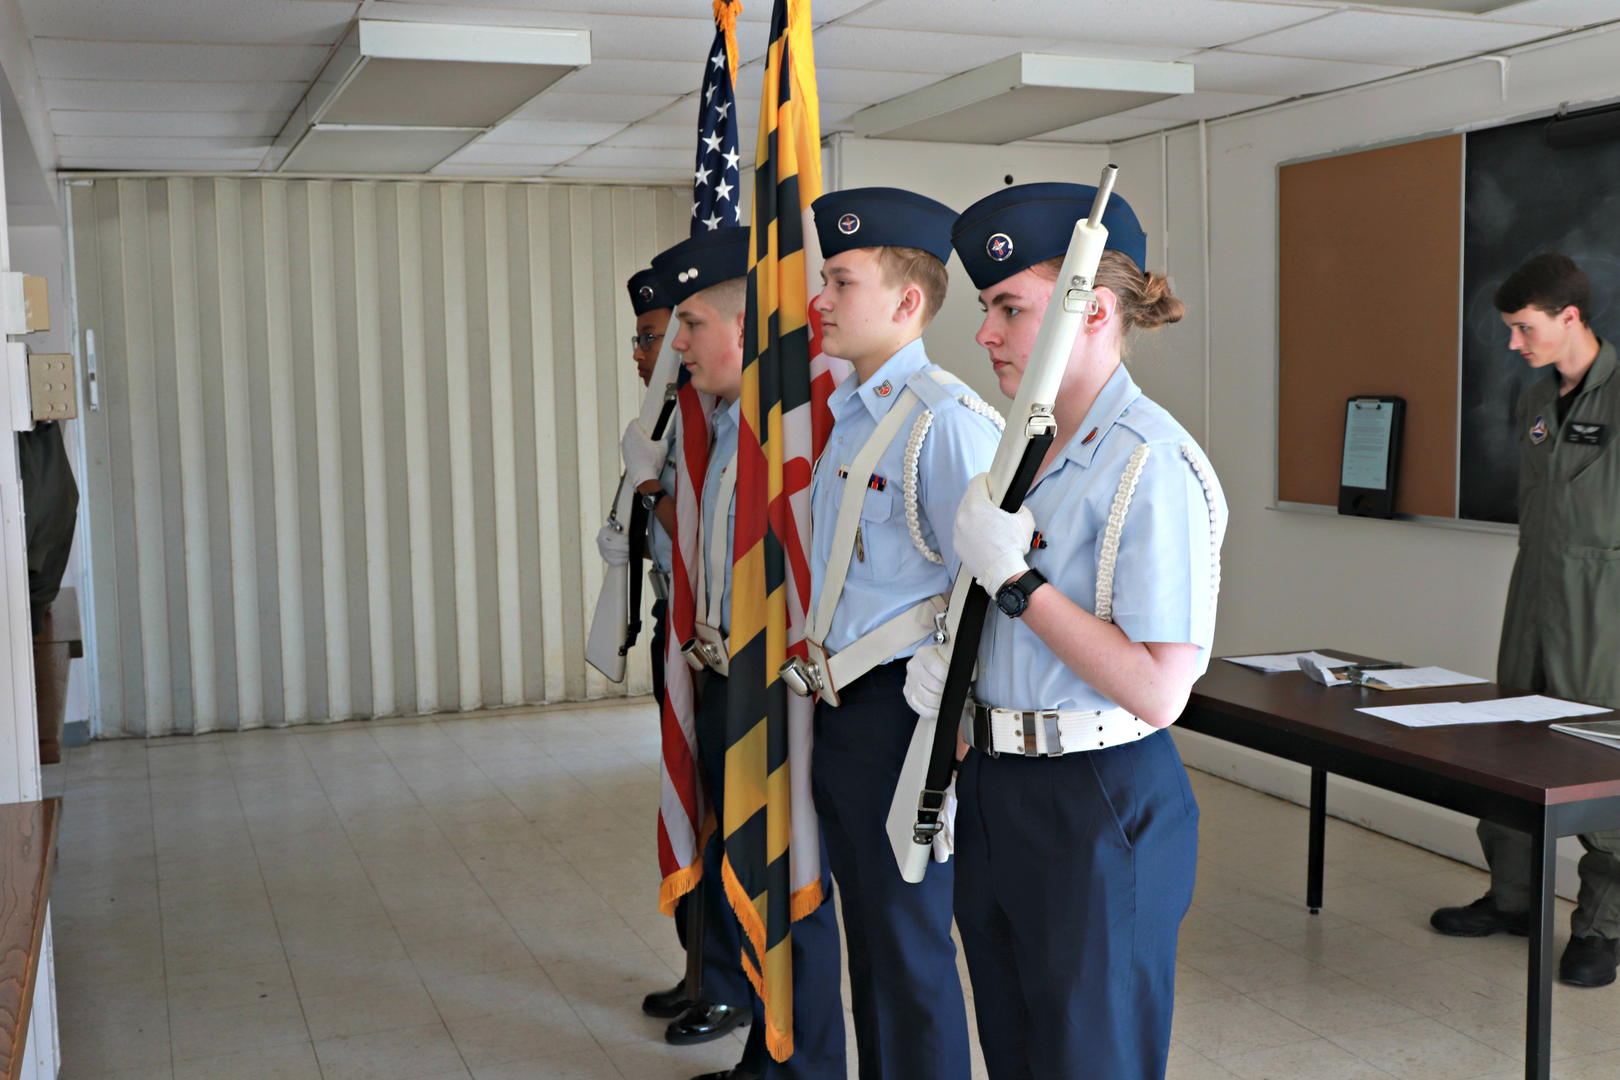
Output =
[{"x1": 1114, "y1": 397, "x2": 1194, "y2": 450}]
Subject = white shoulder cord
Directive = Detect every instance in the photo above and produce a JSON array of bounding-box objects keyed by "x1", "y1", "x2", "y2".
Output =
[
  {"x1": 901, "y1": 396, "x2": 1006, "y2": 563},
  {"x1": 1181, "y1": 443, "x2": 1224, "y2": 610},
  {"x1": 1094, "y1": 444, "x2": 1151, "y2": 623}
]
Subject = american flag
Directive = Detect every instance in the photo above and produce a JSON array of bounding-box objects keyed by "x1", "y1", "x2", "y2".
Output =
[{"x1": 693, "y1": 0, "x2": 742, "y2": 233}]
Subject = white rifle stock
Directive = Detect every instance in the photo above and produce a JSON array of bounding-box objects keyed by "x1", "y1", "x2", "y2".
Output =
[
  {"x1": 585, "y1": 337, "x2": 682, "y2": 682},
  {"x1": 886, "y1": 164, "x2": 1120, "y2": 882}
]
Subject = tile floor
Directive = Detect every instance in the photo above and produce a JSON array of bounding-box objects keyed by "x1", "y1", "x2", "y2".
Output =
[{"x1": 46, "y1": 697, "x2": 1618, "y2": 1080}]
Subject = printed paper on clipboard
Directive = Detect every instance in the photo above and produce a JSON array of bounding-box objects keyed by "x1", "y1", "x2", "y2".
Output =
[{"x1": 1339, "y1": 396, "x2": 1405, "y2": 520}]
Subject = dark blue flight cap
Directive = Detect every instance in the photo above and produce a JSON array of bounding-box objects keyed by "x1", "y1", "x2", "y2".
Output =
[
  {"x1": 811, "y1": 187, "x2": 957, "y2": 266},
  {"x1": 626, "y1": 267, "x2": 673, "y2": 315},
  {"x1": 952, "y1": 182, "x2": 1148, "y2": 292},
  {"x1": 652, "y1": 226, "x2": 751, "y2": 307}
]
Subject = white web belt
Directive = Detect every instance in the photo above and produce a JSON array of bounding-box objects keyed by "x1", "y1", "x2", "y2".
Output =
[
  {"x1": 786, "y1": 370, "x2": 1002, "y2": 707},
  {"x1": 682, "y1": 449, "x2": 739, "y2": 677},
  {"x1": 967, "y1": 704, "x2": 1153, "y2": 757}
]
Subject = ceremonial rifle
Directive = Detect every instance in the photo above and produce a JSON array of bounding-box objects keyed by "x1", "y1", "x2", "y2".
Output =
[
  {"x1": 585, "y1": 338, "x2": 682, "y2": 682},
  {"x1": 885, "y1": 164, "x2": 1120, "y2": 882}
]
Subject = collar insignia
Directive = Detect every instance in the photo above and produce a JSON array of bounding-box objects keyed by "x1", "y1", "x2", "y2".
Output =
[
  {"x1": 875, "y1": 380, "x2": 893, "y2": 398},
  {"x1": 1530, "y1": 415, "x2": 1548, "y2": 445}
]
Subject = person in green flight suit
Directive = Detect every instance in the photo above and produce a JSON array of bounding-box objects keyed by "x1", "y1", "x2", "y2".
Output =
[{"x1": 1431, "y1": 253, "x2": 1620, "y2": 988}]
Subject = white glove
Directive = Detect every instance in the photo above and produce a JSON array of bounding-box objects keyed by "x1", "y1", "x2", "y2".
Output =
[
  {"x1": 932, "y1": 778, "x2": 957, "y2": 863},
  {"x1": 621, "y1": 420, "x2": 667, "y2": 488},
  {"x1": 953, "y1": 473, "x2": 1035, "y2": 594},
  {"x1": 596, "y1": 524, "x2": 630, "y2": 567},
  {"x1": 904, "y1": 643, "x2": 950, "y2": 724}
]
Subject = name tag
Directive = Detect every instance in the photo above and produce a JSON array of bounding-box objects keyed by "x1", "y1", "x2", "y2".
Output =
[{"x1": 1566, "y1": 422, "x2": 1607, "y2": 446}]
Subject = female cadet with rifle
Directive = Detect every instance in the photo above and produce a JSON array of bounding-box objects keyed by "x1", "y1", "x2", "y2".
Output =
[{"x1": 902, "y1": 179, "x2": 1228, "y2": 1080}]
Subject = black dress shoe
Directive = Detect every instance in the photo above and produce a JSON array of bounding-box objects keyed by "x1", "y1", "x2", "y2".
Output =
[
  {"x1": 1561, "y1": 935, "x2": 1620, "y2": 987},
  {"x1": 667, "y1": 1000, "x2": 751, "y2": 1045},
  {"x1": 642, "y1": 980, "x2": 693, "y2": 1018},
  {"x1": 1430, "y1": 895, "x2": 1530, "y2": 937}
]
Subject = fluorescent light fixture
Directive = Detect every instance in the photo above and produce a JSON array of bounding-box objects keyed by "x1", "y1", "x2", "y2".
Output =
[
  {"x1": 853, "y1": 53, "x2": 1193, "y2": 145},
  {"x1": 1356, "y1": 0, "x2": 1526, "y2": 11},
  {"x1": 268, "y1": 20, "x2": 590, "y2": 173}
]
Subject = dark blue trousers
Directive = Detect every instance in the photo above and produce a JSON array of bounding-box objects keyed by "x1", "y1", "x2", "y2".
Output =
[
  {"x1": 813, "y1": 661, "x2": 969, "y2": 1080},
  {"x1": 955, "y1": 729, "x2": 1198, "y2": 1080},
  {"x1": 697, "y1": 673, "x2": 847, "y2": 1080}
]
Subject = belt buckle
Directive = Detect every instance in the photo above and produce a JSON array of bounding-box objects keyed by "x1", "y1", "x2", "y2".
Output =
[{"x1": 1019, "y1": 711, "x2": 1064, "y2": 757}]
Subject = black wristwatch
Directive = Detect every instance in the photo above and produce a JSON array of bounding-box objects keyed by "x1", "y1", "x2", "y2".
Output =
[
  {"x1": 994, "y1": 568, "x2": 1047, "y2": 618},
  {"x1": 639, "y1": 489, "x2": 667, "y2": 511}
]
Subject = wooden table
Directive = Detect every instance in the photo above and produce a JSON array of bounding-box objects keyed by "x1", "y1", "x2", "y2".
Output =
[
  {"x1": 1180, "y1": 652, "x2": 1620, "y2": 1080},
  {"x1": 0, "y1": 800, "x2": 58, "y2": 1080}
]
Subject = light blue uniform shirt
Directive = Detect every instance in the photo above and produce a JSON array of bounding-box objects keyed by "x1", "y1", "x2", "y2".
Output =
[
  {"x1": 809, "y1": 339, "x2": 1000, "y2": 660},
  {"x1": 648, "y1": 439, "x2": 678, "y2": 576},
  {"x1": 975, "y1": 364, "x2": 1227, "y2": 713},
  {"x1": 702, "y1": 398, "x2": 742, "y2": 636}
]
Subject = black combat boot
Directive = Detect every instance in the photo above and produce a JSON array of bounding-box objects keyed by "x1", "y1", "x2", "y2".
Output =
[{"x1": 1430, "y1": 895, "x2": 1530, "y2": 937}]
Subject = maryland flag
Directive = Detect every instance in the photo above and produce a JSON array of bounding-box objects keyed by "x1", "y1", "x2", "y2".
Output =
[{"x1": 721, "y1": 0, "x2": 832, "y2": 1062}]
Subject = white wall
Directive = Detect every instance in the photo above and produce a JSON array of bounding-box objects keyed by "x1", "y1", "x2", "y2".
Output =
[{"x1": 1106, "y1": 28, "x2": 1620, "y2": 896}]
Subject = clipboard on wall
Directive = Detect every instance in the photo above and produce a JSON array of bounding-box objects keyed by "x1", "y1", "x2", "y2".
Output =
[{"x1": 1338, "y1": 396, "x2": 1405, "y2": 519}]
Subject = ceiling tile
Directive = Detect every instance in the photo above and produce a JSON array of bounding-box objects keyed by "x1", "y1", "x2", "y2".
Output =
[
  {"x1": 557, "y1": 58, "x2": 706, "y2": 96},
  {"x1": 1484, "y1": 0, "x2": 1620, "y2": 26},
  {"x1": 813, "y1": 68, "x2": 945, "y2": 104},
  {"x1": 566, "y1": 145, "x2": 694, "y2": 169},
  {"x1": 60, "y1": 156, "x2": 262, "y2": 171},
  {"x1": 597, "y1": 124, "x2": 702, "y2": 150},
  {"x1": 56, "y1": 135, "x2": 270, "y2": 160},
  {"x1": 428, "y1": 163, "x2": 552, "y2": 177},
  {"x1": 1230, "y1": 9, "x2": 1553, "y2": 67},
  {"x1": 50, "y1": 110, "x2": 286, "y2": 138},
  {"x1": 375, "y1": 0, "x2": 871, "y2": 24},
  {"x1": 481, "y1": 119, "x2": 627, "y2": 146},
  {"x1": 509, "y1": 92, "x2": 680, "y2": 123},
  {"x1": 438, "y1": 142, "x2": 588, "y2": 167},
  {"x1": 19, "y1": 0, "x2": 354, "y2": 46},
  {"x1": 41, "y1": 79, "x2": 310, "y2": 113},
  {"x1": 813, "y1": 27, "x2": 1062, "y2": 74},
  {"x1": 842, "y1": 0, "x2": 1329, "y2": 50},
  {"x1": 544, "y1": 164, "x2": 695, "y2": 182},
  {"x1": 1122, "y1": 89, "x2": 1284, "y2": 121},
  {"x1": 1030, "y1": 115, "x2": 1169, "y2": 142},
  {"x1": 1184, "y1": 48, "x2": 1409, "y2": 96},
  {"x1": 368, "y1": 6, "x2": 780, "y2": 64},
  {"x1": 31, "y1": 39, "x2": 332, "y2": 84}
]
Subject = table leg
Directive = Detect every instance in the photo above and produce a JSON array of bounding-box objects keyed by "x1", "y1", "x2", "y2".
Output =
[
  {"x1": 1307, "y1": 767, "x2": 1327, "y2": 914},
  {"x1": 1524, "y1": 809, "x2": 1555, "y2": 1080}
]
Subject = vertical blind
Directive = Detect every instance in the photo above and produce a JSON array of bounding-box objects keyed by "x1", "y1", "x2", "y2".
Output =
[{"x1": 70, "y1": 178, "x2": 687, "y2": 737}]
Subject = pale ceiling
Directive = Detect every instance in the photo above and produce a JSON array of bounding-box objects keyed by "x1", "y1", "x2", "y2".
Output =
[{"x1": 16, "y1": 0, "x2": 1620, "y2": 181}]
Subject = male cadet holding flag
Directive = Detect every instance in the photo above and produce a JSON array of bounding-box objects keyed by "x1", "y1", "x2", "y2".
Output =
[
  {"x1": 790, "y1": 188, "x2": 998, "y2": 1080},
  {"x1": 653, "y1": 226, "x2": 847, "y2": 1080},
  {"x1": 616, "y1": 265, "x2": 756, "y2": 1043}
]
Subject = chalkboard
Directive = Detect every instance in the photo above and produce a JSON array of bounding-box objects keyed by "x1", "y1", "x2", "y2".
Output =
[{"x1": 1460, "y1": 116, "x2": 1620, "y2": 523}]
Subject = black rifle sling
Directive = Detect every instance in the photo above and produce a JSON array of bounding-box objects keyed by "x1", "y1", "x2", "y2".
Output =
[
  {"x1": 620, "y1": 394, "x2": 681, "y2": 656},
  {"x1": 914, "y1": 431, "x2": 1054, "y2": 840}
]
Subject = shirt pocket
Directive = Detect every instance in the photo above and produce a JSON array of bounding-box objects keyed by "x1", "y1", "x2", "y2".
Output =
[{"x1": 850, "y1": 489, "x2": 898, "y2": 579}]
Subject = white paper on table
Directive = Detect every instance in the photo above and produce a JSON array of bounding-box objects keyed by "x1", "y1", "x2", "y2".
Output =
[
  {"x1": 1361, "y1": 666, "x2": 1488, "y2": 691},
  {"x1": 1225, "y1": 652, "x2": 1353, "y2": 674},
  {"x1": 1356, "y1": 702, "x2": 1501, "y2": 727},
  {"x1": 1299, "y1": 655, "x2": 1350, "y2": 686},
  {"x1": 1464, "y1": 695, "x2": 1611, "y2": 722}
]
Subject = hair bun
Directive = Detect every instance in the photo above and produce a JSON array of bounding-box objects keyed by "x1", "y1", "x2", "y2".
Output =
[{"x1": 1135, "y1": 272, "x2": 1185, "y2": 330}]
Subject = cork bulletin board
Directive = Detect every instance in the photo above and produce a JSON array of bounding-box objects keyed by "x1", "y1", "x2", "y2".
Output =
[{"x1": 1277, "y1": 134, "x2": 1463, "y2": 518}]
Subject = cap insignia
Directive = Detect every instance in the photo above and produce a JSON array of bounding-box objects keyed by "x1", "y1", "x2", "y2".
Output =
[
  {"x1": 838, "y1": 213, "x2": 861, "y2": 235},
  {"x1": 987, "y1": 233, "x2": 1014, "y2": 261},
  {"x1": 638, "y1": 285, "x2": 654, "y2": 302}
]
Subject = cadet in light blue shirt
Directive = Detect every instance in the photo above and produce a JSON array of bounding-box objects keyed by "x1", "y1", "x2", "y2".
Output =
[
  {"x1": 906, "y1": 183, "x2": 1225, "y2": 1080},
  {"x1": 701, "y1": 399, "x2": 740, "y2": 635},
  {"x1": 804, "y1": 188, "x2": 997, "y2": 1080}
]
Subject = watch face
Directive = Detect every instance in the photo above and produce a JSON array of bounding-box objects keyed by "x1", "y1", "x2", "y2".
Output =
[{"x1": 995, "y1": 585, "x2": 1025, "y2": 617}]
